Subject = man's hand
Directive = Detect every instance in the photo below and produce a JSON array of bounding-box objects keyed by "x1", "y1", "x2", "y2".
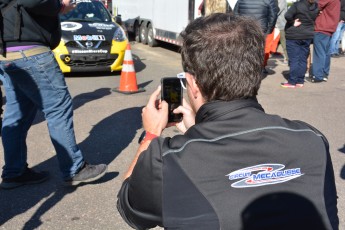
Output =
[
  {"x1": 60, "y1": 0, "x2": 77, "y2": 14},
  {"x1": 294, "y1": 18, "x2": 301, "y2": 27},
  {"x1": 173, "y1": 98, "x2": 196, "y2": 134},
  {"x1": 142, "y1": 86, "x2": 168, "y2": 136}
]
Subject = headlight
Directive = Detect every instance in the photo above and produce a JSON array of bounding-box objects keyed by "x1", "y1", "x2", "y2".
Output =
[{"x1": 113, "y1": 25, "x2": 127, "y2": 42}]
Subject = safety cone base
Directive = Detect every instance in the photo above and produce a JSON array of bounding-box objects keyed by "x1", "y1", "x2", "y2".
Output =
[{"x1": 112, "y1": 87, "x2": 145, "y2": 95}]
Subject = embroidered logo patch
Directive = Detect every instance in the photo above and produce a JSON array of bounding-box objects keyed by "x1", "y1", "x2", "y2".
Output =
[{"x1": 226, "y1": 164, "x2": 303, "y2": 188}]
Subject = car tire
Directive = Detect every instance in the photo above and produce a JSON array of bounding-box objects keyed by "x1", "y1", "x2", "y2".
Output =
[
  {"x1": 147, "y1": 24, "x2": 158, "y2": 47},
  {"x1": 134, "y1": 22, "x2": 141, "y2": 43},
  {"x1": 140, "y1": 23, "x2": 148, "y2": 45}
]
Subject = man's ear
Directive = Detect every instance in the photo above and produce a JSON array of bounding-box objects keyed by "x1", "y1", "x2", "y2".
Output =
[{"x1": 185, "y1": 73, "x2": 201, "y2": 99}]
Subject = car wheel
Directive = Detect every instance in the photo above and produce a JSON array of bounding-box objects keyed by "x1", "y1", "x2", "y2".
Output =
[
  {"x1": 140, "y1": 23, "x2": 148, "y2": 45},
  {"x1": 147, "y1": 24, "x2": 158, "y2": 47},
  {"x1": 134, "y1": 22, "x2": 141, "y2": 43}
]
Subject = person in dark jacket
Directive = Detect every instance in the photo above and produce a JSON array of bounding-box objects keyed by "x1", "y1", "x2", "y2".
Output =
[
  {"x1": 117, "y1": 13, "x2": 339, "y2": 230},
  {"x1": 329, "y1": 0, "x2": 345, "y2": 57},
  {"x1": 306, "y1": 0, "x2": 340, "y2": 83},
  {"x1": 281, "y1": 0, "x2": 318, "y2": 88},
  {"x1": 0, "y1": 0, "x2": 107, "y2": 189},
  {"x1": 233, "y1": 0, "x2": 279, "y2": 73}
]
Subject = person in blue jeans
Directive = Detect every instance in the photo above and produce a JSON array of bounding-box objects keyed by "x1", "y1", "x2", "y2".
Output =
[
  {"x1": 307, "y1": 0, "x2": 340, "y2": 83},
  {"x1": 329, "y1": 21, "x2": 345, "y2": 57},
  {"x1": 281, "y1": 0, "x2": 318, "y2": 88},
  {"x1": 0, "y1": 0, "x2": 107, "y2": 189}
]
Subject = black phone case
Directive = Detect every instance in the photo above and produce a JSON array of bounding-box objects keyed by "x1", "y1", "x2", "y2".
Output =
[{"x1": 161, "y1": 77, "x2": 183, "y2": 122}]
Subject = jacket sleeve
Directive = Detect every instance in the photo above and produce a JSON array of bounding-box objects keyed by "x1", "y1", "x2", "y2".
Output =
[
  {"x1": 18, "y1": 0, "x2": 61, "y2": 16},
  {"x1": 267, "y1": 0, "x2": 279, "y2": 33},
  {"x1": 117, "y1": 138, "x2": 164, "y2": 229},
  {"x1": 284, "y1": 2, "x2": 297, "y2": 22}
]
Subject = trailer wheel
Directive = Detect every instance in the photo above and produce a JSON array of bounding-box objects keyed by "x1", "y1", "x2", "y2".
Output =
[
  {"x1": 140, "y1": 24, "x2": 148, "y2": 45},
  {"x1": 148, "y1": 24, "x2": 159, "y2": 47},
  {"x1": 134, "y1": 22, "x2": 141, "y2": 43}
]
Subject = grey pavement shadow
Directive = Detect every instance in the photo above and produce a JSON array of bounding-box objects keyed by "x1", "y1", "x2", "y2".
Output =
[
  {"x1": 78, "y1": 106, "x2": 143, "y2": 164},
  {"x1": 282, "y1": 70, "x2": 289, "y2": 81},
  {"x1": 339, "y1": 145, "x2": 345, "y2": 179},
  {"x1": 133, "y1": 54, "x2": 146, "y2": 73}
]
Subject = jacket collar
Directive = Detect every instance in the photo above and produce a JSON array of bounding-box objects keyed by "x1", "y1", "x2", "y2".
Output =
[{"x1": 195, "y1": 98, "x2": 264, "y2": 124}]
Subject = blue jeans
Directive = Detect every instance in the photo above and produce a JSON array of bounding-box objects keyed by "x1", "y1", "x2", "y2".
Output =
[
  {"x1": 312, "y1": 32, "x2": 331, "y2": 80},
  {"x1": 286, "y1": 39, "x2": 312, "y2": 84},
  {"x1": 329, "y1": 22, "x2": 345, "y2": 55},
  {"x1": 0, "y1": 50, "x2": 84, "y2": 180}
]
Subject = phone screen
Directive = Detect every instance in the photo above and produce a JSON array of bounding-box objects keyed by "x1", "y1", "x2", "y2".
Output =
[{"x1": 161, "y1": 77, "x2": 183, "y2": 122}]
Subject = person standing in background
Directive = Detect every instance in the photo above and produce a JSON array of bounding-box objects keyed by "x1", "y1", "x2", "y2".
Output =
[
  {"x1": 307, "y1": 0, "x2": 340, "y2": 83},
  {"x1": 281, "y1": 0, "x2": 319, "y2": 88},
  {"x1": 329, "y1": 0, "x2": 345, "y2": 58},
  {"x1": 276, "y1": 0, "x2": 288, "y2": 64},
  {"x1": 234, "y1": 0, "x2": 279, "y2": 73}
]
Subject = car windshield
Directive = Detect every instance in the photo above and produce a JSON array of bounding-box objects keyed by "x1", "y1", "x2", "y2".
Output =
[{"x1": 60, "y1": 1, "x2": 112, "y2": 22}]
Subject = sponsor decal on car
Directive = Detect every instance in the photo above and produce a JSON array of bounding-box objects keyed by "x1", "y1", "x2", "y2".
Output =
[
  {"x1": 226, "y1": 164, "x2": 303, "y2": 188},
  {"x1": 73, "y1": 35, "x2": 106, "y2": 41},
  {"x1": 71, "y1": 49, "x2": 108, "y2": 54},
  {"x1": 88, "y1": 23, "x2": 115, "y2": 30},
  {"x1": 61, "y1": 22, "x2": 83, "y2": 31}
]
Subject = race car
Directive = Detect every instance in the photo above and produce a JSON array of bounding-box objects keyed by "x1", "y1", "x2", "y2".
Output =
[{"x1": 53, "y1": 0, "x2": 128, "y2": 73}]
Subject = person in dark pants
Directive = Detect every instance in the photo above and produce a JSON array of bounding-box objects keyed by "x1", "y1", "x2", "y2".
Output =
[
  {"x1": 281, "y1": 0, "x2": 319, "y2": 88},
  {"x1": 307, "y1": 0, "x2": 340, "y2": 83}
]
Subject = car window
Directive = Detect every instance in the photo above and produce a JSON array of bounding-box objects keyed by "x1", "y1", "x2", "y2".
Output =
[{"x1": 60, "y1": 1, "x2": 112, "y2": 22}]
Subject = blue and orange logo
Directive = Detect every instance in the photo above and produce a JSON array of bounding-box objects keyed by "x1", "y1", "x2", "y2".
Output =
[{"x1": 226, "y1": 164, "x2": 303, "y2": 188}]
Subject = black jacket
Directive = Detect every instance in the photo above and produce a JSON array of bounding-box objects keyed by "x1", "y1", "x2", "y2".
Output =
[
  {"x1": 233, "y1": 0, "x2": 279, "y2": 34},
  {"x1": 285, "y1": 0, "x2": 319, "y2": 40},
  {"x1": 117, "y1": 99, "x2": 339, "y2": 230},
  {"x1": 0, "y1": 0, "x2": 62, "y2": 53}
]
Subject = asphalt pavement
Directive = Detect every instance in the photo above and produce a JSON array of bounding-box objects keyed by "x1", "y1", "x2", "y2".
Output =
[{"x1": 0, "y1": 42, "x2": 344, "y2": 229}]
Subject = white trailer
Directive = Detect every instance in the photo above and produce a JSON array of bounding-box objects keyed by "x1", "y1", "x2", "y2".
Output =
[{"x1": 112, "y1": 0, "x2": 203, "y2": 47}]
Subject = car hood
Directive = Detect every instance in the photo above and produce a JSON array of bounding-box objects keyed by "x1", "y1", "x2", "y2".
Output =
[{"x1": 60, "y1": 21, "x2": 116, "y2": 42}]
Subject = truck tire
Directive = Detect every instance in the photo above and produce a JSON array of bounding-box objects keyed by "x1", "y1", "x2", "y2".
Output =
[
  {"x1": 134, "y1": 22, "x2": 141, "y2": 43},
  {"x1": 147, "y1": 24, "x2": 159, "y2": 47},
  {"x1": 140, "y1": 24, "x2": 148, "y2": 45}
]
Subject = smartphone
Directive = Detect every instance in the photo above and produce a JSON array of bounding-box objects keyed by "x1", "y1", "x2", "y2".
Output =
[{"x1": 161, "y1": 77, "x2": 183, "y2": 122}]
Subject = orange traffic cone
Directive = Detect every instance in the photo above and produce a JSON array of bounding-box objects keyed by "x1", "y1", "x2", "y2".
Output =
[{"x1": 112, "y1": 43, "x2": 145, "y2": 94}]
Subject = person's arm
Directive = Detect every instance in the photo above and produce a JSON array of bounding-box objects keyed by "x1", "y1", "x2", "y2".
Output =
[
  {"x1": 117, "y1": 138, "x2": 164, "y2": 229},
  {"x1": 284, "y1": 3, "x2": 297, "y2": 22},
  {"x1": 20, "y1": 0, "x2": 75, "y2": 16},
  {"x1": 267, "y1": 0, "x2": 279, "y2": 34},
  {"x1": 124, "y1": 86, "x2": 168, "y2": 179}
]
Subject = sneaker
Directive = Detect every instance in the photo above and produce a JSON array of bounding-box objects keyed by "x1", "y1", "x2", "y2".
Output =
[
  {"x1": 0, "y1": 168, "x2": 49, "y2": 189},
  {"x1": 311, "y1": 78, "x2": 324, "y2": 83},
  {"x1": 323, "y1": 77, "x2": 328, "y2": 82},
  {"x1": 281, "y1": 83, "x2": 296, "y2": 88},
  {"x1": 64, "y1": 163, "x2": 107, "y2": 186},
  {"x1": 296, "y1": 83, "x2": 304, "y2": 88}
]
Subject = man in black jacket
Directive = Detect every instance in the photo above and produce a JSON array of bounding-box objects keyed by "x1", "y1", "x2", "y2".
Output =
[
  {"x1": 0, "y1": 0, "x2": 107, "y2": 189},
  {"x1": 117, "y1": 14, "x2": 338, "y2": 229},
  {"x1": 233, "y1": 0, "x2": 279, "y2": 73}
]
